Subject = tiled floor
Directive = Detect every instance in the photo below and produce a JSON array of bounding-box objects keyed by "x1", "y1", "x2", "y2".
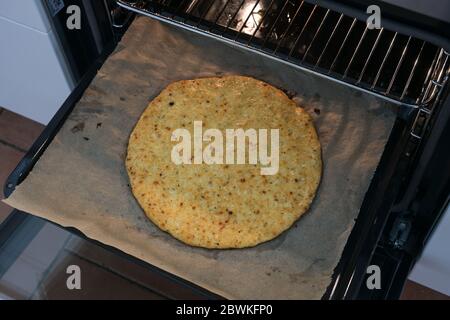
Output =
[
  {"x1": 0, "y1": 106, "x2": 448, "y2": 299},
  {"x1": 0, "y1": 107, "x2": 44, "y2": 223},
  {"x1": 401, "y1": 280, "x2": 450, "y2": 300}
]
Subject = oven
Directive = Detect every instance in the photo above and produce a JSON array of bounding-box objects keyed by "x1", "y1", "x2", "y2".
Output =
[
  {"x1": 44, "y1": 0, "x2": 135, "y2": 86},
  {"x1": 1, "y1": 0, "x2": 449, "y2": 299}
]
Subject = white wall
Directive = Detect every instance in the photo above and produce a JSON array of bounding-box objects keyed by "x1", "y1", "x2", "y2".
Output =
[
  {"x1": 409, "y1": 204, "x2": 450, "y2": 295},
  {"x1": 0, "y1": 1, "x2": 73, "y2": 124}
]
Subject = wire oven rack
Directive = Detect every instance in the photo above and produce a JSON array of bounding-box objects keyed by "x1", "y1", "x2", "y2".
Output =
[{"x1": 117, "y1": 0, "x2": 449, "y2": 140}]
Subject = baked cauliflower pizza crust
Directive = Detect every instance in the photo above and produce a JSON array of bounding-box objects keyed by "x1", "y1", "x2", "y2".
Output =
[{"x1": 126, "y1": 76, "x2": 322, "y2": 249}]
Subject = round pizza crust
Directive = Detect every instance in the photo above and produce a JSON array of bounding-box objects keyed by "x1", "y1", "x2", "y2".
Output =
[{"x1": 126, "y1": 76, "x2": 322, "y2": 248}]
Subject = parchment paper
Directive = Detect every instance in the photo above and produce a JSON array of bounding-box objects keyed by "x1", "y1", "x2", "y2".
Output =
[{"x1": 4, "y1": 17, "x2": 396, "y2": 299}]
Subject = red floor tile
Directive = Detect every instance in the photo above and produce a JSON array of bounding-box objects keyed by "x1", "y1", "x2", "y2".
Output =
[
  {"x1": 401, "y1": 280, "x2": 450, "y2": 300},
  {"x1": 32, "y1": 251, "x2": 164, "y2": 300}
]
